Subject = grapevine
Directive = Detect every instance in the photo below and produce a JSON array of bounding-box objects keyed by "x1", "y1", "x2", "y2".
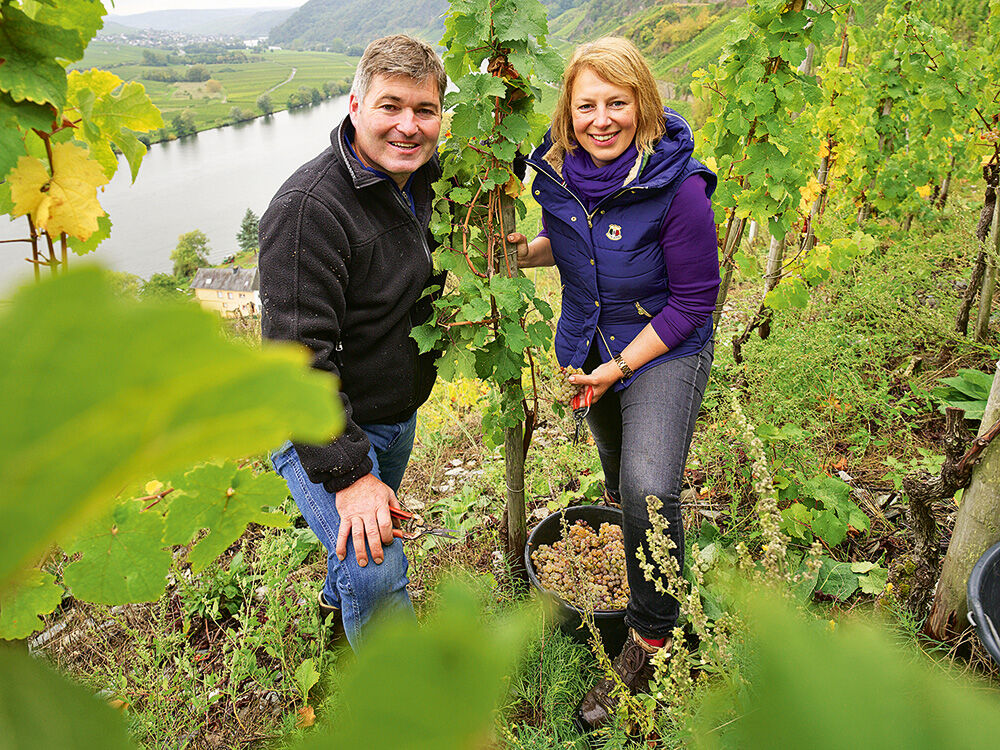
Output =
[
  {"x1": 1, "y1": 1, "x2": 163, "y2": 280},
  {"x1": 410, "y1": 0, "x2": 562, "y2": 562}
]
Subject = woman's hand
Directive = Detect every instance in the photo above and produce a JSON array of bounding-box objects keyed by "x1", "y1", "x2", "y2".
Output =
[
  {"x1": 507, "y1": 233, "x2": 554, "y2": 268},
  {"x1": 507, "y1": 232, "x2": 531, "y2": 265},
  {"x1": 569, "y1": 360, "x2": 622, "y2": 403}
]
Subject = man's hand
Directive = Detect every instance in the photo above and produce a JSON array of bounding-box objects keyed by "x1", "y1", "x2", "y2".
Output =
[{"x1": 335, "y1": 473, "x2": 399, "y2": 567}]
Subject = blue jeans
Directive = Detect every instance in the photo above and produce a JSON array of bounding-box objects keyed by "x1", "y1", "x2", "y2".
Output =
[
  {"x1": 270, "y1": 412, "x2": 418, "y2": 649},
  {"x1": 584, "y1": 343, "x2": 713, "y2": 639}
]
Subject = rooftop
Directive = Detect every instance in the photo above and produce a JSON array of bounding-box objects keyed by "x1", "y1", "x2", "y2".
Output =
[{"x1": 189, "y1": 266, "x2": 259, "y2": 293}]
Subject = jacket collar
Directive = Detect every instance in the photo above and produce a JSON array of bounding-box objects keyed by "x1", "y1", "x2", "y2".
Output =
[
  {"x1": 528, "y1": 107, "x2": 695, "y2": 193},
  {"x1": 334, "y1": 116, "x2": 384, "y2": 190},
  {"x1": 332, "y1": 115, "x2": 439, "y2": 192}
]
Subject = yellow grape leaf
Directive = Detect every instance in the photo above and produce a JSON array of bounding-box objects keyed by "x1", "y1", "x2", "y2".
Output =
[
  {"x1": 916, "y1": 184, "x2": 933, "y2": 199},
  {"x1": 503, "y1": 175, "x2": 522, "y2": 199},
  {"x1": 67, "y1": 69, "x2": 124, "y2": 107},
  {"x1": 144, "y1": 480, "x2": 164, "y2": 495},
  {"x1": 8, "y1": 142, "x2": 108, "y2": 241},
  {"x1": 799, "y1": 176, "x2": 824, "y2": 212},
  {"x1": 817, "y1": 141, "x2": 830, "y2": 159}
]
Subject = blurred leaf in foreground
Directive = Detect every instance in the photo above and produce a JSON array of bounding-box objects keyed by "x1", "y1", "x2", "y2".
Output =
[
  {"x1": 0, "y1": 268, "x2": 342, "y2": 589},
  {"x1": 694, "y1": 586, "x2": 1000, "y2": 749},
  {"x1": 0, "y1": 570, "x2": 63, "y2": 640},
  {"x1": 0, "y1": 645, "x2": 135, "y2": 750},
  {"x1": 296, "y1": 581, "x2": 538, "y2": 750}
]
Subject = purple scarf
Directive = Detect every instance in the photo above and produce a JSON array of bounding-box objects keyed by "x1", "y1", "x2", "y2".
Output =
[{"x1": 563, "y1": 142, "x2": 640, "y2": 211}]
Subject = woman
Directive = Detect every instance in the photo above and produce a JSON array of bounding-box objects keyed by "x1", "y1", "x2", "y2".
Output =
[{"x1": 509, "y1": 37, "x2": 719, "y2": 730}]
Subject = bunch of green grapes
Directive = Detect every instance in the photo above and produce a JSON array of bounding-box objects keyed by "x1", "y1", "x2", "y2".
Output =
[
  {"x1": 553, "y1": 366, "x2": 585, "y2": 404},
  {"x1": 531, "y1": 520, "x2": 630, "y2": 611}
]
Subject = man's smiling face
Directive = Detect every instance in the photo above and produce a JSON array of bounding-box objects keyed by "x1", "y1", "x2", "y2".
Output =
[{"x1": 349, "y1": 73, "x2": 442, "y2": 188}]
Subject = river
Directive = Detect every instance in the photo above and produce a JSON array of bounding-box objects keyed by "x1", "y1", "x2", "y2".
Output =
[{"x1": 0, "y1": 95, "x2": 350, "y2": 296}]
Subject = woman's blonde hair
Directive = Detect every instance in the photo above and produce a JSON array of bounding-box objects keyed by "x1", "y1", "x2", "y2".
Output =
[{"x1": 550, "y1": 37, "x2": 666, "y2": 156}]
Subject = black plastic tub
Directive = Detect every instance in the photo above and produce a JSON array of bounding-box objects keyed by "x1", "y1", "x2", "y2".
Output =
[
  {"x1": 524, "y1": 504, "x2": 628, "y2": 655},
  {"x1": 967, "y1": 540, "x2": 1000, "y2": 667}
]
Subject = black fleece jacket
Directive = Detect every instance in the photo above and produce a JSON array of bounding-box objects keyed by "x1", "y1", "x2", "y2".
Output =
[{"x1": 259, "y1": 116, "x2": 443, "y2": 493}]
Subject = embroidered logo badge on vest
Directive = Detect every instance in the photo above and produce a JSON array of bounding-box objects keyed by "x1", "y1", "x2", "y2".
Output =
[{"x1": 606, "y1": 224, "x2": 622, "y2": 241}]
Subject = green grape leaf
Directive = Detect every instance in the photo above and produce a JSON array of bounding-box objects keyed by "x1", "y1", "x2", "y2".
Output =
[
  {"x1": 816, "y1": 558, "x2": 859, "y2": 601},
  {"x1": 779, "y1": 502, "x2": 814, "y2": 544},
  {"x1": 449, "y1": 186, "x2": 472, "y2": 204},
  {"x1": 0, "y1": 127, "x2": 25, "y2": 182},
  {"x1": 0, "y1": 569, "x2": 62, "y2": 640},
  {"x1": 31, "y1": 0, "x2": 106, "y2": 49},
  {"x1": 499, "y1": 113, "x2": 531, "y2": 142},
  {"x1": 810, "y1": 509, "x2": 847, "y2": 547},
  {"x1": 857, "y1": 566, "x2": 888, "y2": 595},
  {"x1": 68, "y1": 73, "x2": 162, "y2": 182},
  {"x1": 0, "y1": 647, "x2": 134, "y2": 750},
  {"x1": 115, "y1": 129, "x2": 148, "y2": 183},
  {"x1": 0, "y1": 269, "x2": 341, "y2": 588},
  {"x1": 0, "y1": 95, "x2": 54, "y2": 179},
  {"x1": 62, "y1": 499, "x2": 171, "y2": 604},
  {"x1": 492, "y1": 139, "x2": 518, "y2": 161},
  {"x1": 0, "y1": 6, "x2": 83, "y2": 107},
  {"x1": 410, "y1": 322, "x2": 442, "y2": 354},
  {"x1": 492, "y1": 0, "x2": 547, "y2": 43},
  {"x1": 0, "y1": 92, "x2": 56, "y2": 132},
  {"x1": 67, "y1": 213, "x2": 112, "y2": 255},
  {"x1": 764, "y1": 276, "x2": 809, "y2": 310},
  {"x1": 164, "y1": 462, "x2": 290, "y2": 573}
]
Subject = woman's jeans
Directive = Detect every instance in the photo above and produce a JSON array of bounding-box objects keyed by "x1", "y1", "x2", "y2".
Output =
[
  {"x1": 584, "y1": 342, "x2": 713, "y2": 640},
  {"x1": 270, "y1": 412, "x2": 418, "y2": 650}
]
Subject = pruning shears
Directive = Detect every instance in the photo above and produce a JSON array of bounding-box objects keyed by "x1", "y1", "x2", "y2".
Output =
[
  {"x1": 389, "y1": 506, "x2": 460, "y2": 541},
  {"x1": 570, "y1": 385, "x2": 594, "y2": 445}
]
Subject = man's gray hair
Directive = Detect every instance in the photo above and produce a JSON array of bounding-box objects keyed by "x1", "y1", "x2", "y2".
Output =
[{"x1": 350, "y1": 35, "x2": 447, "y2": 106}]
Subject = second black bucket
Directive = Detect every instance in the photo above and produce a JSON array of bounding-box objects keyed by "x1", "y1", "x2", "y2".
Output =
[{"x1": 524, "y1": 504, "x2": 629, "y2": 656}]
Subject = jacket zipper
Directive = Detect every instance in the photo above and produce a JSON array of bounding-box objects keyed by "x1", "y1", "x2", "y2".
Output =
[
  {"x1": 391, "y1": 186, "x2": 433, "y2": 410},
  {"x1": 392, "y1": 188, "x2": 433, "y2": 269}
]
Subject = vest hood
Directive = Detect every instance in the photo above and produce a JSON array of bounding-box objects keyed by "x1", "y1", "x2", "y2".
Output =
[{"x1": 528, "y1": 108, "x2": 706, "y2": 194}]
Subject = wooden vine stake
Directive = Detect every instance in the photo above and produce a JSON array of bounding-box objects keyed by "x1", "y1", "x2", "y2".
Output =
[
  {"x1": 926, "y1": 360, "x2": 1000, "y2": 639},
  {"x1": 500, "y1": 195, "x2": 527, "y2": 569}
]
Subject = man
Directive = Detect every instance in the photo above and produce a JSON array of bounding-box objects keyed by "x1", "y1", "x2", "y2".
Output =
[{"x1": 259, "y1": 35, "x2": 446, "y2": 650}]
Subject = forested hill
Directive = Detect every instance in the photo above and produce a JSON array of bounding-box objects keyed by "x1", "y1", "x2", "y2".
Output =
[
  {"x1": 267, "y1": 0, "x2": 448, "y2": 50},
  {"x1": 267, "y1": 0, "x2": 621, "y2": 50}
]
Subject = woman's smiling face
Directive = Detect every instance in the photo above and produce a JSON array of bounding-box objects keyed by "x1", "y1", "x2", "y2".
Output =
[{"x1": 570, "y1": 67, "x2": 638, "y2": 167}]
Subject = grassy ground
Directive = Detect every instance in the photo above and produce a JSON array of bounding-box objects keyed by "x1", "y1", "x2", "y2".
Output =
[{"x1": 26, "y1": 176, "x2": 1000, "y2": 747}]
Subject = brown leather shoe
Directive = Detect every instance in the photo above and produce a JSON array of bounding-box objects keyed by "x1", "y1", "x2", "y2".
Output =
[
  {"x1": 318, "y1": 591, "x2": 346, "y2": 644},
  {"x1": 573, "y1": 629, "x2": 668, "y2": 733}
]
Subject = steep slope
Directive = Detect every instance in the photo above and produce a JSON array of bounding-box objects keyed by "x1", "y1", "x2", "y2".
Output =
[{"x1": 548, "y1": 0, "x2": 741, "y2": 94}]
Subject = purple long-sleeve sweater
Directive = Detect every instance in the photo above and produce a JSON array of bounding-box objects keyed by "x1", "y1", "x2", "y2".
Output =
[{"x1": 540, "y1": 172, "x2": 719, "y2": 351}]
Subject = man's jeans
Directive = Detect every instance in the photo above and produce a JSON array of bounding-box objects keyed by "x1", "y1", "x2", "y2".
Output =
[
  {"x1": 270, "y1": 412, "x2": 417, "y2": 649},
  {"x1": 584, "y1": 343, "x2": 713, "y2": 640}
]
